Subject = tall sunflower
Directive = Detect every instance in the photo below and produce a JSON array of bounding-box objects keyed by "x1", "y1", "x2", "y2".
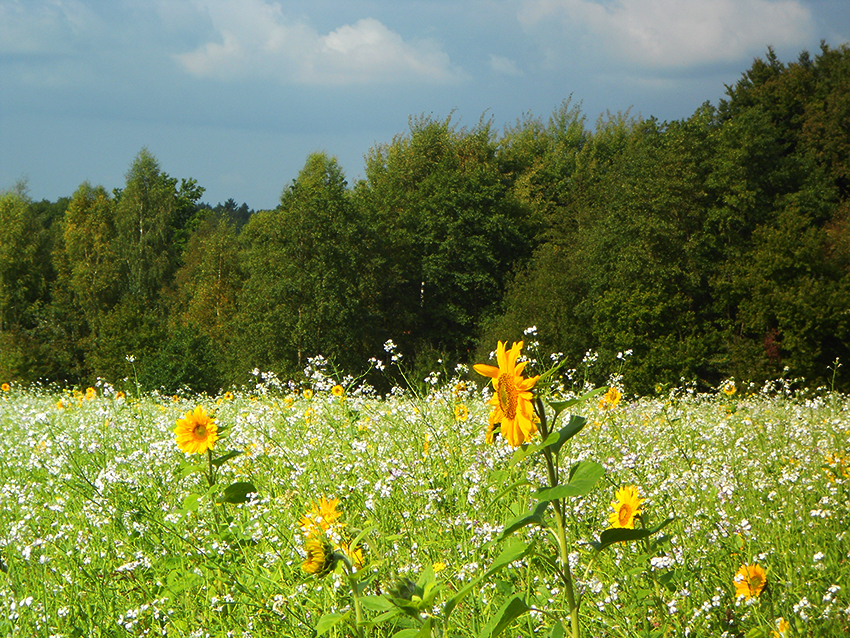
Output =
[
  {"x1": 474, "y1": 341, "x2": 540, "y2": 447},
  {"x1": 734, "y1": 563, "x2": 766, "y2": 600},
  {"x1": 608, "y1": 485, "x2": 644, "y2": 529},
  {"x1": 174, "y1": 406, "x2": 219, "y2": 454}
]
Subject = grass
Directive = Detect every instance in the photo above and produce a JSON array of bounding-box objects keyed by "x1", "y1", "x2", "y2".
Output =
[{"x1": 0, "y1": 360, "x2": 847, "y2": 637}]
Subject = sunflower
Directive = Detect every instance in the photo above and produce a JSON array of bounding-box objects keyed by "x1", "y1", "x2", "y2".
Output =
[
  {"x1": 598, "y1": 387, "x2": 622, "y2": 410},
  {"x1": 303, "y1": 388, "x2": 313, "y2": 400},
  {"x1": 608, "y1": 485, "x2": 644, "y2": 529},
  {"x1": 473, "y1": 341, "x2": 540, "y2": 447},
  {"x1": 302, "y1": 537, "x2": 335, "y2": 577},
  {"x1": 331, "y1": 384, "x2": 344, "y2": 397},
  {"x1": 734, "y1": 563, "x2": 766, "y2": 600},
  {"x1": 300, "y1": 496, "x2": 345, "y2": 536},
  {"x1": 174, "y1": 406, "x2": 219, "y2": 454},
  {"x1": 85, "y1": 387, "x2": 96, "y2": 400},
  {"x1": 1, "y1": 383, "x2": 10, "y2": 392}
]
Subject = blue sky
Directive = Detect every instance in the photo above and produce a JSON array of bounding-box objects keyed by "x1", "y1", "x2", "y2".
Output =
[{"x1": 2, "y1": 0, "x2": 848, "y2": 210}]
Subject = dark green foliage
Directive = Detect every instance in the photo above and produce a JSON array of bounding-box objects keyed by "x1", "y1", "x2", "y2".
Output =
[
  {"x1": 235, "y1": 152, "x2": 377, "y2": 378},
  {"x1": 356, "y1": 115, "x2": 539, "y2": 363},
  {"x1": 3, "y1": 45, "x2": 850, "y2": 393}
]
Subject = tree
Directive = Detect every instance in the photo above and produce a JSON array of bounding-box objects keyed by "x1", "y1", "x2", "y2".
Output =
[
  {"x1": 236, "y1": 153, "x2": 376, "y2": 376},
  {"x1": 355, "y1": 115, "x2": 538, "y2": 366},
  {"x1": 114, "y1": 148, "x2": 179, "y2": 300}
]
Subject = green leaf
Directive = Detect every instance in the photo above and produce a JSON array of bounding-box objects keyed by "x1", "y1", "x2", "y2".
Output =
[
  {"x1": 589, "y1": 518, "x2": 675, "y2": 552},
  {"x1": 548, "y1": 387, "x2": 606, "y2": 417},
  {"x1": 498, "y1": 500, "x2": 549, "y2": 540},
  {"x1": 216, "y1": 481, "x2": 258, "y2": 504},
  {"x1": 179, "y1": 464, "x2": 205, "y2": 479},
  {"x1": 211, "y1": 450, "x2": 242, "y2": 468},
  {"x1": 549, "y1": 621, "x2": 567, "y2": 638},
  {"x1": 361, "y1": 595, "x2": 395, "y2": 612},
  {"x1": 478, "y1": 594, "x2": 530, "y2": 638},
  {"x1": 444, "y1": 538, "x2": 534, "y2": 619},
  {"x1": 316, "y1": 612, "x2": 348, "y2": 636},
  {"x1": 546, "y1": 415, "x2": 587, "y2": 456},
  {"x1": 181, "y1": 493, "x2": 200, "y2": 512},
  {"x1": 485, "y1": 478, "x2": 533, "y2": 507},
  {"x1": 488, "y1": 539, "x2": 532, "y2": 574},
  {"x1": 534, "y1": 461, "x2": 604, "y2": 502}
]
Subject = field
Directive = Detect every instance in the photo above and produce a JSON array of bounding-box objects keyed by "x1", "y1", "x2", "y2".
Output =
[{"x1": 0, "y1": 355, "x2": 848, "y2": 638}]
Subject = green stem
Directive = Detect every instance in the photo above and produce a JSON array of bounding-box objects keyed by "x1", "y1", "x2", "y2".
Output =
[
  {"x1": 341, "y1": 554, "x2": 366, "y2": 638},
  {"x1": 207, "y1": 448, "x2": 222, "y2": 529},
  {"x1": 535, "y1": 398, "x2": 580, "y2": 638}
]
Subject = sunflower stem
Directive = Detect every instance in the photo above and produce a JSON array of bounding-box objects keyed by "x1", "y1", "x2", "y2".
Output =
[
  {"x1": 206, "y1": 448, "x2": 222, "y2": 530},
  {"x1": 535, "y1": 398, "x2": 580, "y2": 638},
  {"x1": 340, "y1": 554, "x2": 366, "y2": 638}
]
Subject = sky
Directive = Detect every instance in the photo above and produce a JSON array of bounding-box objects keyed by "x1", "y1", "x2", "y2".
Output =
[{"x1": 1, "y1": 0, "x2": 849, "y2": 210}]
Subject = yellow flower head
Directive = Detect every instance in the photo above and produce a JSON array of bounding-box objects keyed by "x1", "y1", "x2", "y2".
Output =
[
  {"x1": 454, "y1": 403, "x2": 469, "y2": 422},
  {"x1": 721, "y1": 380, "x2": 737, "y2": 396},
  {"x1": 302, "y1": 537, "x2": 335, "y2": 577},
  {"x1": 598, "y1": 387, "x2": 622, "y2": 410},
  {"x1": 85, "y1": 387, "x2": 96, "y2": 400},
  {"x1": 608, "y1": 485, "x2": 644, "y2": 529},
  {"x1": 174, "y1": 406, "x2": 219, "y2": 454},
  {"x1": 1, "y1": 383, "x2": 10, "y2": 392},
  {"x1": 303, "y1": 388, "x2": 313, "y2": 400},
  {"x1": 115, "y1": 391, "x2": 126, "y2": 401},
  {"x1": 771, "y1": 617, "x2": 790, "y2": 638},
  {"x1": 331, "y1": 384, "x2": 344, "y2": 397},
  {"x1": 474, "y1": 341, "x2": 540, "y2": 447},
  {"x1": 339, "y1": 540, "x2": 366, "y2": 571},
  {"x1": 223, "y1": 391, "x2": 234, "y2": 401},
  {"x1": 433, "y1": 561, "x2": 447, "y2": 573},
  {"x1": 300, "y1": 496, "x2": 344, "y2": 536},
  {"x1": 734, "y1": 563, "x2": 766, "y2": 600}
]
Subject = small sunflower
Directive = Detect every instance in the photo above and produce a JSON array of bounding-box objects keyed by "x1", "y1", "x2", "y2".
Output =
[
  {"x1": 85, "y1": 387, "x2": 96, "y2": 400},
  {"x1": 734, "y1": 563, "x2": 766, "y2": 600},
  {"x1": 303, "y1": 388, "x2": 313, "y2": 400},
  {"x1": 721, "y1": 380, "x2": 737, "y2": 396},
  {"x1": 1, "y1": 383, "x2": 10, "y2": 392},
  {"x1": 302, "y1": 537, "x2": 335, "y2": 577},
  {"x1": 473, "y1": 341, "x2": 540, "y2": 447},
  {"x1": 174, "y1": 406, "x2": 219, "y2": 454},
  {"x1": 300, "y1": 496, "x2": 345, "y2": 536},
  {"x1": 608, "y1": 485, "x2": 644, "y2": 529},
  {"x1": 223, "y1": 391, "x2": 234, "y2": 401},
  {"x1": 598, "y1": 387, "x2": 622, "y2": 410},
  {"x1": 454, "y1": 403, "x2": 469, "y2": 422},
  {"x1": 331, "y1": 384, "x2": 344, "y2": 397}
]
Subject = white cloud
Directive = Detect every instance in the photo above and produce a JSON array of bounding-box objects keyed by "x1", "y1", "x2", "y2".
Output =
[
  {"x1": 0, "y1": 0, "x2": 100, "y2": 55},
  {"x1": 490, "y1": 54, "x2": 523, "y2": 75},
  {"x1": 175, "y1": 0, "x2": 466, "y2": 85},
  {"x1": 518, "y1": 0, "x2": 816, "y2": 69}
]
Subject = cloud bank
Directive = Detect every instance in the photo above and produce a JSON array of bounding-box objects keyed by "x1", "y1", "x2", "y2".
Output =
[
  {"x1": 175, "y1": 0, "x2": 466, "y2": 85},
  {"x1": 519, "y1": 0, "x2": 816, "y2": 69}
]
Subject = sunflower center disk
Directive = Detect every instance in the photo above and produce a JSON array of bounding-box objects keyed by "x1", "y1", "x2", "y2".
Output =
[
  {"x1": 194, "y1": 424, "x2": 207, "y2": 439},
  {"x1": 618, "y1": 504, "x2": 633, "y2": 527},
  {"x1": 497, "y1": 374, "x2": 518, "y2": 420}
]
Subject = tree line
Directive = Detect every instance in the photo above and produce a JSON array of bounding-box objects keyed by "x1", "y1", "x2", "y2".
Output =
[{"x1": 2, "y1": 44, "x2": 849, "y2": 394}]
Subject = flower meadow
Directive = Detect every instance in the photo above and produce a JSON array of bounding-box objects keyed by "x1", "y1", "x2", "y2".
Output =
[{"x1": 0, "y1": 349, "x2": 848, "y2": 638}]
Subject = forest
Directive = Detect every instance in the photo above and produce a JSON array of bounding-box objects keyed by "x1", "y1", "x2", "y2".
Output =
[{"x1": 1, "y1": 43, "x2": 849, "y2": 395}]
